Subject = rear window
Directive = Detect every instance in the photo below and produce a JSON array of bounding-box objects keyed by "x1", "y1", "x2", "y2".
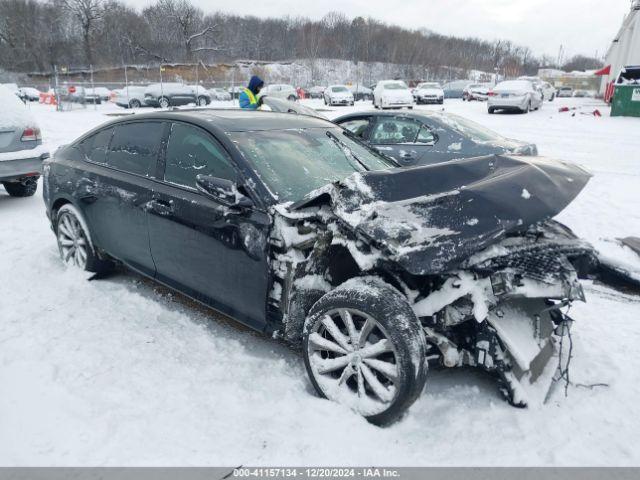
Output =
[{"x1": 106, "y1": 122, "x2": 164, "y2": 176}]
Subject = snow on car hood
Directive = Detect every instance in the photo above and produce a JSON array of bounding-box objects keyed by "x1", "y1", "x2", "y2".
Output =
[{"x1": 290, "y1": 154, "x2": 591, "y2": 275}]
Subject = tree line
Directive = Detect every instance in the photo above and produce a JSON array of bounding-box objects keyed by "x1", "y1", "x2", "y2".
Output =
[{"x1": 0, "y1": 0, "x2": 602, "y2": 82}]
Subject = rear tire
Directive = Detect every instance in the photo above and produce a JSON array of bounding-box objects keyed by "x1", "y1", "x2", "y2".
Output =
[
  {"x1": 488, "y1": 107, "x2": 495, "y2": 114},
  {"x1": 288, "y1": 95, "x2": 297, "y2": 101},
  {"x1": 55, "y1": 204, "x2": 113, "y2": 273},
  {"x1": 303, "y1": 277, "x2": 428, "y2": 425},
  {"x1": 158, "y1": 96, "x2": 170, "y2": 109},
  {"x1": 129, "y1": 99, "x2": 141, "y2": 109},
  {"x1": 3, "y1": 178, "x2": 38, "y2": 197},
  {"x1": 197, "y1": 96, "x2": 209, "y2": 106}
]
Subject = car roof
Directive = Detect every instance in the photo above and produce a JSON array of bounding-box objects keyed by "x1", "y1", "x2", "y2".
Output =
[
  {"x1": 333, "y1": 109, "x2": 454, "y2": 125},
  {"x1": 103, "y1": 108, "x2": 335, "y2": 132}
]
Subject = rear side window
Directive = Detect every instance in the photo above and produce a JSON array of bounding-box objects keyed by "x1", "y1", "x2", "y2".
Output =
[
  {"x1": 164, "y1": 123, "x2": 236, "y2": 188},
  {"x1": 107, "y1": 122, "x2": 164, "y2": 176},
  {"x1": 79, "y1": 128, "x2": 113, "y2": 164},
  {"x1": 370, "y1": 118, "x2": 422, "y2": 144}
]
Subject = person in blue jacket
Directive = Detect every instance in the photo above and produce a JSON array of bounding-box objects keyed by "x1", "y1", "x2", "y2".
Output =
[{"x1": 239, "y1": 76, "x2": 264, "y2": 109}]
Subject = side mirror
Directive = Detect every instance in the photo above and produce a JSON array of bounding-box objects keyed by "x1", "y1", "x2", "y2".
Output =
[{"x1": 196, "y1": 175, "x2": 253, "y2": 208}]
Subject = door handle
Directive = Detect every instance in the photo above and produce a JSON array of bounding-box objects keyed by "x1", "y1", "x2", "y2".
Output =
[{"x1": 148, "y1": 199, "x2": 174, "y2": 216}]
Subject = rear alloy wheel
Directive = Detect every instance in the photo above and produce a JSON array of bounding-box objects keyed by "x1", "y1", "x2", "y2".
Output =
[
  {"x1": 197, "y1": 96, "x2": 209, "y2": 106},
  {"x1": 3, "y1": 177, "x2": 38, "y2": 197},
  {"x1": 303, "y1": 278, "x2": 427, "y2": 425},
  {"x1": 55, "y1": 204, "x2": 113, "y2": 273},
  {"x1": 129, "y1": 99, "x2": 141, "y2": 109},
  {"x1": 158, "y1": 96, "x2": 170, "y2": 109}
]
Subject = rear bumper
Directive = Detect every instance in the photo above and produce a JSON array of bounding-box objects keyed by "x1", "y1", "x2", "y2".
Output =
[
  {"x1": 488, "y1": 96, "x2": 528, "y2": 110},
  {"x1": 0, "y1": 147, "x2": 49, "y2": 181}
]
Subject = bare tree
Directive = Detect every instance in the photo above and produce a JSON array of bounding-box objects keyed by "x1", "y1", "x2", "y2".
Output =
[{"x1": 59, "y1": 0, "x2": 104, "y2": 66}]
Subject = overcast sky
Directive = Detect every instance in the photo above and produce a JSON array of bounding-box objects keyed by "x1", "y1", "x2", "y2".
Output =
[{"x1": 124, "y1": 0, "x2": 632, "y2": 59}]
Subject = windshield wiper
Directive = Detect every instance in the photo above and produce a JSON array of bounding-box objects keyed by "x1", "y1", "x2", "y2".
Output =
[{"x1": 325, "y1": 130, "x2": 370, "y2": 171}]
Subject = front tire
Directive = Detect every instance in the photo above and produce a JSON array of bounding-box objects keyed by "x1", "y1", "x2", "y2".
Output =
[
  {"x1": 129, "y1": 99, "x2": 141, "y2": 109},
  {"x1": 3, "y1": 177, "x2": 38, "y2": 197},
  {"x1": 197, "y1": 96, "x2": 209, "y2": 106},
  {"x1": 55, "y1": 204, "x2": 113, "y2": 273},
  {"x1": 303, "y1": 278, "x2": 428, "y2": 425},
  {"x1": 158, "y1": 96, "x2": 170, "y2": 109},
  {"x1": 288, "y1": 95, "x2": 297, "y2": 101}
]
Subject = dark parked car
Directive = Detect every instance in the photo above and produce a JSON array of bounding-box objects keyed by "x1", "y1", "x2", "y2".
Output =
[
  {"x1": 43, "y1": 110, "x2": 594, "y2": 424},
  {"x1": 442, "y1": 80, "x2": 470, "y2": 99},
  {"x1": 333, "y1": 110, "x2": 537, "y2": 167}
]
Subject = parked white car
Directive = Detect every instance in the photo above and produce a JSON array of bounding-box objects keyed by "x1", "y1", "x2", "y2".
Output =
[
  {"x1": 373, "y1": 80, "x2": 414, "y2": 109},
  {"x1": 413, "y1": 82, "x2": 444, "y2": 104},
  {"x1": 540, "y1": 81, "x2": 557, "y2": 101},
  {"x1": 262, "y1": 84, "x2": 298, "y2": 101},
  {"x1": 17, "y1": 87, "x2": 41, "y2": 102},
  {"x1": 114, "y1": 86, "x2": 148, "y2": 109},
  {"x1": 323, "y1": 85, "x2": 355, "y2": 106},
  {"x1": 488, "y1": 80, "x2": 543, "y2": 114},
  {"x1": 210, "y1": 87, "x2": 232, "y2": 101},
  {"x1": 0, "y1": 85, "x2": 49, "y2": 197}
]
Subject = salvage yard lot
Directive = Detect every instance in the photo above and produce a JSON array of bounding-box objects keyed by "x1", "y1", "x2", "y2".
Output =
[{"x1": 1, "y1": 98, "x2": 639, "y2": 466}]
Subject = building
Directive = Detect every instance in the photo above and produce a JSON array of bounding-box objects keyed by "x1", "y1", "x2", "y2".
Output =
[{"x1": 599, "y1": 0, "x2": 640, "y2": 99}]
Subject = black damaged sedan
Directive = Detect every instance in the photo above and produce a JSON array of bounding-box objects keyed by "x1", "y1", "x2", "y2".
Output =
[{"x1": 43, "y1": 110, "x2": 595, "y2": 424}]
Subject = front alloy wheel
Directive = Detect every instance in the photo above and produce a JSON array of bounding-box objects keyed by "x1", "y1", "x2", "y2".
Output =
[
  {"x1": 303, "y1": 278, "x2": 427, "y2": 425},
  {"x1": 158, "y1": 97, "x2": 170, "y2": 108}
]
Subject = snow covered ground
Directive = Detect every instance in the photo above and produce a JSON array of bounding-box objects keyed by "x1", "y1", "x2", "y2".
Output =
[{"x1": 1, "y1": 98, "x2": 639, "y2": 466}]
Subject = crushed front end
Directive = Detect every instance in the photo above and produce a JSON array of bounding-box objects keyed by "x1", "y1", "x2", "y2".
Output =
[{"x1": 412, "y1": 221, "x2": 596, "y2": 406}]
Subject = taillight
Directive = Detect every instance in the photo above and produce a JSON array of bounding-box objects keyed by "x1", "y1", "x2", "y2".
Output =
[
  {"x1": 21, "y1": 127, "x2": 42, "y2": 142},
  {"x1": 487, "y1": 91, "x2": 496, "y2": 97}
]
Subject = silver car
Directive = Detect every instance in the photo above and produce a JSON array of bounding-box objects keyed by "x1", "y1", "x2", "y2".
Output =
[
  {"x1": 488, "y1": 80, "x2": 543, "y2": 114},
  {"x1": 0, "y1": 85, "x2": 49, "y2": 197}
]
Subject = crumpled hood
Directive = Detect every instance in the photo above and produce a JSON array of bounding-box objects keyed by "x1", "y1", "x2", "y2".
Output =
[{"x1": 290, "y1": 154, "x2": 591, "y2": 275}]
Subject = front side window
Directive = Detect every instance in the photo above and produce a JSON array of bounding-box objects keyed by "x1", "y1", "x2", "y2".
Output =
[
  {"x1": 107, "y1": 122, "x2": 164, "y2": 176},
  {"x1": 164, "y1": 123, "x2": 236, "y2": 188},
  {"x1": 228, "y1": 128, "x2": 393, "y2": 202},
  {"x1": 370, "y1": 118, "x2": 422, "y2": 144},
  {"x1": 79, "y1": 127, "x2": 114, "y2": 164}
]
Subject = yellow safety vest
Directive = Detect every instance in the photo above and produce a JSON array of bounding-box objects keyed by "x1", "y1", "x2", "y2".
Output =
[{"x1": 243, "y1": 88, "x2": 257, "y2": 106}]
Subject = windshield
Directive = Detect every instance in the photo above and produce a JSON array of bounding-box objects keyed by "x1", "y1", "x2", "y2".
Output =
[
  {"x1": 383, "y1": 83, "x2": 406, "y2": 90},
  {"x1": 332, "y1": 86, "x2": 349, "y2": 92},
  {"x1": 437, "y1": 113, "x2": 504, "y2": 143},
  {"x1": 229, "y1": 128, "x2": 394, "y2": 202},
  {"x1": 418, "y1": 83, "x2": 441, "y2": 89}
]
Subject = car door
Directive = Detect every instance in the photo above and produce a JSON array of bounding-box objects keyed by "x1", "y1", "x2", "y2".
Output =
[
  {"x1": 367, "y1": 116, "x2": 437, "y2": 166},
  {"x1": 78, "y1": 121, "x2": 166, "y2": 276},
  {"x1": 147, "y1": 121, "x2": 271, "y2": 331}
]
